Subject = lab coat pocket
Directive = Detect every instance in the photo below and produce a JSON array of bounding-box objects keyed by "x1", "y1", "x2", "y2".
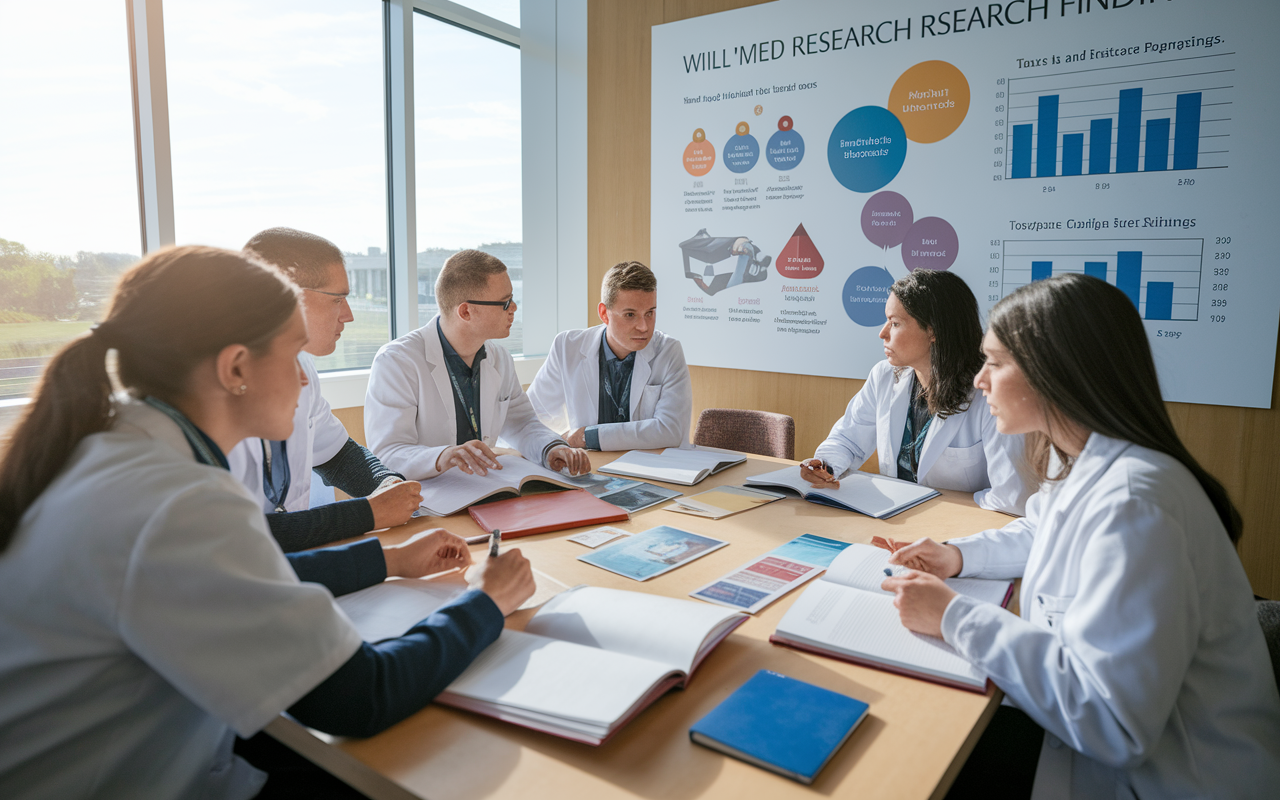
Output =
[
  {"x1": 1031, "y1": 592, "x2": 1074, "y2": 637},
  {"x1": 636, "y1": 383, "x2": 664, "y2": 418},
  {"x1": 924, "y1": 442, "x2": 988, "y2": 491}
]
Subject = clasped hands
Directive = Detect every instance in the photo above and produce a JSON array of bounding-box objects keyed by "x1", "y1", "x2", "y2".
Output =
[{"x1": 872, "y1": 536, "x2": 965, "y2": 639}]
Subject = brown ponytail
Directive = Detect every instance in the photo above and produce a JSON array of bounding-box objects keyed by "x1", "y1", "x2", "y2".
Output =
[{"x1": 0, "y1": 245, "x2": 298, "y2": 550}]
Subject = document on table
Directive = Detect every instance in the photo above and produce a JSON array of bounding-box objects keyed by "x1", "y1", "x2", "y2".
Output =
[{"x1": 689, "y1": 534, "x2": 853, "y2": 614}]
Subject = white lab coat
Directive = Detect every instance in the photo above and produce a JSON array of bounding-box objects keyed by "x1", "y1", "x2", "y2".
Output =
[
  {"x1": 0, "y1": 399, "x2": 362, "y2": 800},
  {"x1": 364, "y1": 315, "x2": 563, "y2": 480},
  {"x1": 942, "y1": 433, "x2": 1280, "y2": 800},
  {"x1": 227, "y1": 353, "x2": 350, "y2": 513},
  {"x1": 813, "y1": 359, "x2": 1030, "y2": 515},
  {"x1": 526, "y1": 326, "x2": 692, "y2": 451}
]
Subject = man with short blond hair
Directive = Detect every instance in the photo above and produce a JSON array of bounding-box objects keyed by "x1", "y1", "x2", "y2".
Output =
[
  {"x1": 365, "y1": 249, "x2": 590, "y2": 480},
  {"x1": 528, "y1": 261, "x2": 692, "y2": 451}
]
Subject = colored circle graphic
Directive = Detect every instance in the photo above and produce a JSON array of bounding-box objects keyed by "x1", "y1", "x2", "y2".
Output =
[
  {"x1": 861, "y1": 191, "x2": 914, "y2": 248},
  {"x1": 843, "y1": 267, "x2": 895, "y2": 327},
  {"x1": 724, "y1": 123, "x2": 760, "y2": 173},
  {"x1": 827, "y1": 106, "x2": 907, "y2": 193},
  {"x1": 888, "y1": 61, "x2": 971, "y2": 144},
  {"x1": 684, "y1": 128, "x2": 715, "y2": 176},
  {"x1": 766, "y1": 125, "x2": 805, "y2": 171},
  {"x1": 901, "y1": 217, "x2": 959, "y2": 271}
]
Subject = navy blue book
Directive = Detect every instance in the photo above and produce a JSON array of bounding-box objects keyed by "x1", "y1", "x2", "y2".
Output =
[{"x1": 689, "y1": 669, "x2": 870, "y2": 784}]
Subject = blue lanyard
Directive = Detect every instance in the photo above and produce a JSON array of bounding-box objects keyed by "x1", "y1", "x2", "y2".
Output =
[{"x1": 260, "y1": 439, "x2": 291, "y2": 513}]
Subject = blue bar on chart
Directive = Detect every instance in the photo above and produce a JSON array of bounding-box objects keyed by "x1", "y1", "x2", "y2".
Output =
[
  {"x1": 1145, "y1": 118, "x2": 1170, "y2": 171},
  {"x1": 1174, "y1": 92, "x2": 1202, "y2": 170},
  {"x1": 1146, "y1": 282, "x2": 1173, "y2": 320},
  {"x1": 1012, "y1": 124, "x2": 1033, "y2": 178},
  {"x1": 1037, "y1": 95, "x2": 1059, "y2": 177},
  {"x1": 1089, "y1": 118, "x2": 1112, "y2": 174},
  {"x1": 1062, "y1": 133, "x2": 1084, "y2": 176},
  {"x1": 1031, "y1": 261, "x2": 1053, "y2": 282},
  {"x1": 1084, "y1": 261, "x2": 1107, "y2": 281},
  {"x1": 1117, "y1": 88, "x2": 1143, "y2": 173},
  {"x1": 1116, "y1": 251, "x2": 1142, "y2": 308}
]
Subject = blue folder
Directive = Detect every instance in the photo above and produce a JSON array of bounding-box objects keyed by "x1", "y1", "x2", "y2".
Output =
[{"x1": 689, "y1": 669, "x2": 870, "y2": 784}]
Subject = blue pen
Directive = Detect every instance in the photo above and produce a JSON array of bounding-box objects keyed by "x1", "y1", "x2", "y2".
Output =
[
  {"x1": 883, "y1": 567, "x2": 893, "y2": 577},
  {"x1": 489, "y1": 528, "x2": 502, "y2": 558}
]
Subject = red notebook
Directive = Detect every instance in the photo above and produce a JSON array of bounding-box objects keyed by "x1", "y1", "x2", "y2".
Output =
[{"x1": 468, "y1": 488, "x2": 628, "y2": 538}]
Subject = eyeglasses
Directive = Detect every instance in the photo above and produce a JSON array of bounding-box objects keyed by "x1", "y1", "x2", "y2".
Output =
[
  {"x1": 304, "y1": 288, "x2": 350, "y2": 299},
  {"x1": 465, "y1": 298, "x2": 515, "y2": 311}
]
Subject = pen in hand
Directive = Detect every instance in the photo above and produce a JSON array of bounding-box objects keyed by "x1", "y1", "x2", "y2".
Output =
[{"x1": 489, "y1": 528, "x2": 502, "y2": 559}]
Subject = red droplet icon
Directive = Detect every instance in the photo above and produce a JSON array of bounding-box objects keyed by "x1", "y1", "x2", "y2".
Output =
[{"x1": 776, "y1": 223, "x2": 824, "y2": 279}]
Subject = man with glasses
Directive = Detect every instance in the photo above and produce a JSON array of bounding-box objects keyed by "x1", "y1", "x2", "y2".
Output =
[
  {"x1": 365, "y1": 249, "x2": 590, "y2": 481},
  {"x1": 227, "y1": 227, "x2": 424, "y2": 552}
]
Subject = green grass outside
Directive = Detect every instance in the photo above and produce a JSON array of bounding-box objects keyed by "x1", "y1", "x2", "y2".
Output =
[{"x1": 0, "y1": 320, "x2": 94, "y2": 359}]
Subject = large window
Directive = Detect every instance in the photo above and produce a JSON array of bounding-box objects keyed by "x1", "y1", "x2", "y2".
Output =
[
  {"x1": 414, "y1": 8, "x2": 524, "y2": 353},
  {"x1": 165, "y1": 0, "x2": 389, "y2": 372},
  {"x1": 0, "y1": 1, "x2": 139, "y2": 428}
]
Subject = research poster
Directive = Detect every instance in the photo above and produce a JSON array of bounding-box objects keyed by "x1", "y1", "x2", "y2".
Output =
[{"x1": 651, "y1": 0, "x2": 1280, "y2": 408}]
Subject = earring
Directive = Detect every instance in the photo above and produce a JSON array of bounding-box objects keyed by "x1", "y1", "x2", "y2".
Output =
[{"x1": 239, "y1": 385, "x2": 247, "y2": 395}]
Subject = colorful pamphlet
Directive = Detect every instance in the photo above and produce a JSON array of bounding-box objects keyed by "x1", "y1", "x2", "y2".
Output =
[
  {"x1": 690, "y1": 534, "x2": 851, "y2": 614},
  {"x1": 577, "y1": 525, "x2": 728, "y2": 581}
]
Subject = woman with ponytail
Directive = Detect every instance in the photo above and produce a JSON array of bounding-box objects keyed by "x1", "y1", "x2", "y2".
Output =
[
  {"x1": 880, "y1": 273, "x2": 1280, "y2": 799},
  {"x1": 0, "y1": 246, "x2": 534, "y2": 800}
]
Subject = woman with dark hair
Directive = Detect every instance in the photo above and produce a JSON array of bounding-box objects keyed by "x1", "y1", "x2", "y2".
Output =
[
  {"x1": 801, "y1": 269, "x2": 1030, "y2": 514},
  {"x1": 0, "y1": 246, "x2": 535, "y2": 799},
  {"x1": 882, "y1": 273, "x2": 1280, "y2": 799}
]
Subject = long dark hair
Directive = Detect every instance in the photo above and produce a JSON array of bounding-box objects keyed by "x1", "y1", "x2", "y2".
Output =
[
  {"x1": 0, "y1": 245, "x2": 299, "y2": 550},
  {"x1": 989, "y1": 273, "x2": 1241, "y2": 542},
  {"x1": 891, "y1": 269, "x2": 984, "y2": 418}
]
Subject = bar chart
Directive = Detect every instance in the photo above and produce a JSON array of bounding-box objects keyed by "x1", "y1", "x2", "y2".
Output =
[
  {"x1": 1002, "y1": 238, "x2": 1203, "y2": 321},
  {"x1": 1005, "y1": 53, "x2": 1232, "y2": 179}
]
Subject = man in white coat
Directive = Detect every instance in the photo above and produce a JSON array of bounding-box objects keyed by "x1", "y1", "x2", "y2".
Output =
[
  {"x1": 527, "y1": 261, "x2": 692, "y2": 451},
  {"x1": 228, "y1": 228, "x2": 422, "y2": 552},
  {"x1": 365, "y1": 249, "x2": 590, "y2": 480}
]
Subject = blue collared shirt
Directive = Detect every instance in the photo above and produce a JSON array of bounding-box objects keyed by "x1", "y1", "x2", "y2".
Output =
[{"x1": 585, "y1": 329, "x2": 635, "y2": 451}]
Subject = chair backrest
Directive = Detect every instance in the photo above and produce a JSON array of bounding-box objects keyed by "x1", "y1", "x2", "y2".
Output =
[
  {"x1": 693, "y1": 408, "x2": 795, "y2": 460},
  {"x1": 1258, "y1": 600, "x2": 1280, "y2": 693}
]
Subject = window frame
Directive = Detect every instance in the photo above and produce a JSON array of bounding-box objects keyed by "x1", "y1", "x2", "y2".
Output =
[{"x1": 0, "y1": 0, "x2": 587, "y2": 415}]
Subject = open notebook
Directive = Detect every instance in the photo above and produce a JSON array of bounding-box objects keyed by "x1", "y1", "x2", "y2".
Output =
[
  {"x1": 745, "y1": 466, "x2": 939, "y2": 519},
  {"x1": 599, "y1": 447, "x2": 746, "y2": 486},
  {"x1": 417, "y1": 454, "x2": 577, "y2": 516},
  {"x1": 770, "y1": 544, "x2": 1013, "y2": 692},
  {"x1": 440, "y1": 586, "x2": 746, "y2": 745}
]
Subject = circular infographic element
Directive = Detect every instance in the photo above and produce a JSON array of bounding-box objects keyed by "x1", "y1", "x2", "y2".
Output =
[
  {"x1": 724, "y1": 122, "x2": 760, "y2": 173},
  {"x1": 754, "y1": 104, "x2": 763, "y2": 116},
  {"x1": 766, "y1": 116, "x2": 805, "y2": 171},
  {"x1": 683, "y1": 128, "x2": 715, "y2": 176},
  {"x1": 901, "y1": 217, "x2": 959, "y2": 271},
  {"x1": 861, "y1": 191, "x2": 914, "y2": 249},
  {"x1": 827, "y1": 106, "x2": 907, "y2": 193},
  {"x1": 843, "y1": 266, "x2": 895, "y2": 327},
  {"x1": 888, "y1": 61, "x2": 971, "y2": 144}
]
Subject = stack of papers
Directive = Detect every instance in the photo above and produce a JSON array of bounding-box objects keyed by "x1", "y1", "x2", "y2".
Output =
[
  {"x1": 599, "y1": 447, "x2": 746, "y2": 485},
  {"x1": 666, "y1": 485, "x2": 782, "y2": 519}
]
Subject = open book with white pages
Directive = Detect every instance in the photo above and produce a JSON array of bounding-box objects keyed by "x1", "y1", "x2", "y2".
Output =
[
  {"x1": 770, "y1": 544, "x2": 1013, "y2": 692},
  {"x1": 438, "y1": 586, "x2": 746, "y2": 745},
  {"x1": 745, "y1": 465, "x2": 939, "y2": 519},
  {"x1": 598, "y1": 447, "x2": 746, "y2": 486},
  {"x1": 416, "y1": 454, "x2": 577, "y2": 516}
]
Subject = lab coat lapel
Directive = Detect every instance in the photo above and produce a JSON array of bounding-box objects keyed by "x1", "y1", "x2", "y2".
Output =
[
  {"x1": 423, "y1": 317, "x2": 457, "y2": 434},
  {"x1": 916, "y1": 410, "x2": 960, "y2": 482},
  {"x1": 630, "y1": 342, "x2": 655, "y2": 417},
  {"x1": 880, "y1": 368, "x2": 915, "y2": 476},
  {"x1": 479, "y1": 345, "x2": 501, "y2": 441},
  {"x1": 579, "y1": 330, "x2": 602, "y2": 421}
]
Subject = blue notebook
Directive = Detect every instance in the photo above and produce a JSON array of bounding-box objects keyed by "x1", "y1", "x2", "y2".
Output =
[{"x1": 689, "y1": 669, "x2": 870, "y2": 784}]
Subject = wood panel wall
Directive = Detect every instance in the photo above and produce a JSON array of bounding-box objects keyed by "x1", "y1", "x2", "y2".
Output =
[{"x1": 586, "y1": 0, "x2": 1280, "y2": 597}]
